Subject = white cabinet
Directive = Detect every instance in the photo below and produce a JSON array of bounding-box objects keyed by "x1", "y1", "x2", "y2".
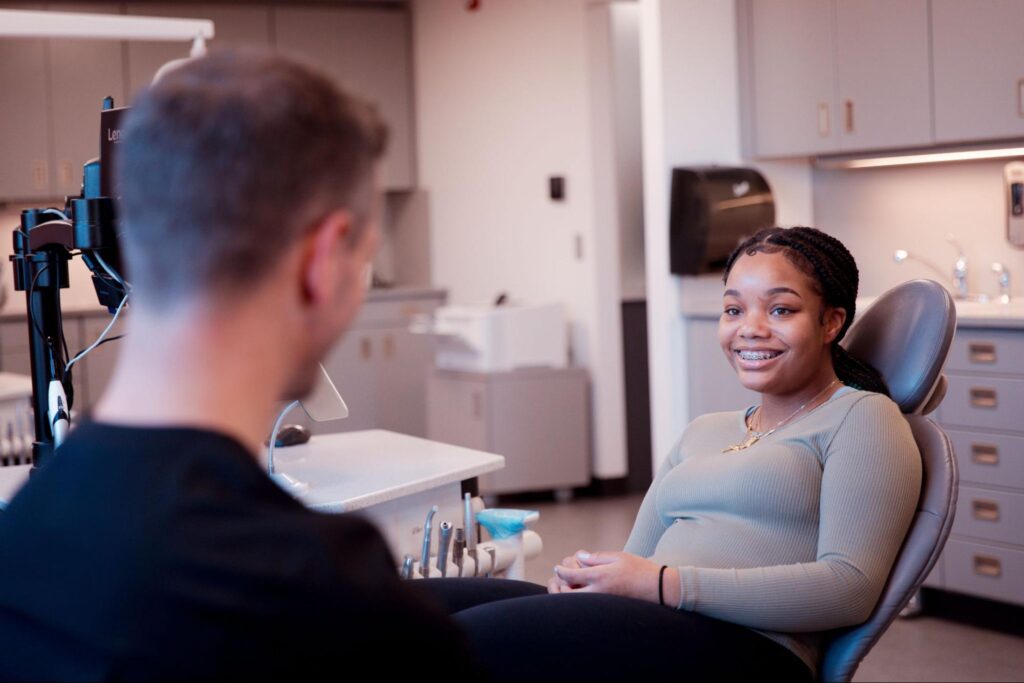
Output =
[
  {"x1": 748, "y1": 0, "x2": 932, "y2": 158},
  {"x1": 273, "y1": 6, "x2": 414, "y2": 190},
  {"x1": 124, "y1": 3, "x2": 272, "y2": 99},
  {"x1": 749, "y1": 0, "x2": 837, "y2": 157},
  {"x1": 833, "y1": 0, "x2": 931, "y2": 151},
  {"x1": 931, "y1": 0, "x2": 1024, "y2": 144}
]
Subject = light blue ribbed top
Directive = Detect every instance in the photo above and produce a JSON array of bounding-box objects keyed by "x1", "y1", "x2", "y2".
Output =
[{"x1": 624, "y1": 387, "x2": 921, "y2": 676}]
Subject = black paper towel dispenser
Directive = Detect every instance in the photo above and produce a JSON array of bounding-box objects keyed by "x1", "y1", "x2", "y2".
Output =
[{"x1": 669, "y1": 166, "x2": 775, "y2": 275}]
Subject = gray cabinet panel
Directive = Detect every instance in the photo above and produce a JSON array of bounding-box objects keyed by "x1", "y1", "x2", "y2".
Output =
[
  {"x1": 427, "y1": 372, "x2": 488, "y2": 451},
  {"x1": 941, "y1": 375, "x2": 1024, "y2": 431},
  {"x1": 47, "y1": 3, "x2": 126, "y2": 195},
  {"x1": 944, "y1": 539, "x2": 1024, "y2": 607},
  {"x1": 946, "y1": 428, "x2": 1024, "y2": 490},
  {"x1": 749, "y1": 0, "x2": 837, "y2": 157},
  {"x1": 273, "y1": 5, "x2": 413, "y2": 189},
  {"x1": 686, "y1": 319, "x2": 759, "y2": 417},
  {"x1": 834, "y1": 0, "x2": 931, "y2": 152},
  {"x1": 953, "y1": 486, "x2": 1024, "y2": 547},
  {"x1": 945, "y1": 328, "x2": 1024, "y2": 376},
  {"x1": 317, "y1": 328, "x2": 378, "y2": 433},
  {"x1": 932, "y1": 0, "x2": 1024, "y2": 144},
  {"x1": 0, "y1": 3, "x2": 51, "y2": 200},
  {"x1": 375, "y1": 327, "x2": 434, "y2": 436}
]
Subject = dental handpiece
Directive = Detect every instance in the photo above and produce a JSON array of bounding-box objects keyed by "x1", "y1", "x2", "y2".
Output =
[
  {"x1": 453, "y1": 528, "x2": 465, "y2": 577},
  {"x1": 420, "y1": 505, "x2": 438, "y2": 578},
  {"x1": 463, "y1": 493, "x2": 477, "y2": 575},
  {"x1": 436, "y1": 522, "x2": 453, "y2": 578},
  {"x1": 400, "y1": 554, "x2": 415, "y2": 580}
]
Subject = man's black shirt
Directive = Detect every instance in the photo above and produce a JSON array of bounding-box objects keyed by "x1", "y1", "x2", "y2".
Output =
[{"x1": 0, "y1": 422, "x2": 475, "y2": 680}]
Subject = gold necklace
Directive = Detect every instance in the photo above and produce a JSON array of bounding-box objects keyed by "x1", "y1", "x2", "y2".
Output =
[{"x1": 722, "y1": 379, "x2": 841, "y2": 453}]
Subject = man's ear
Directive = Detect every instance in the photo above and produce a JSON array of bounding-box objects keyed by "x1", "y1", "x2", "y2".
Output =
[
  {"x1": 300, "y1": 209, "x2": 352, "y2": 306},
  {"x1": 823, "y1": 305, "x2": 847, "y2": 344}
]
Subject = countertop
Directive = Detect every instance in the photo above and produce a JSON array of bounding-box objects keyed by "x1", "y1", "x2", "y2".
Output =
[
  {"x1": 0, "y1": 429, "x2": 503, "y2": 512},
  {"x1": 0, "y1": 286, "x2": 447, "y2": 323},
  {"x1": 680, "y1": 296, "x2": 1024, "y2": 329}
]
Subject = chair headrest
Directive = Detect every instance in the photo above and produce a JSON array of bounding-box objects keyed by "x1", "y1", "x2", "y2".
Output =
[{"x1": 842, "y1": 280, "x2": 957, "y2": 415}]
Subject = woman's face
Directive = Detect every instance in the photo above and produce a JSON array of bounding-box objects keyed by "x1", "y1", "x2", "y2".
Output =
[{"x1": 718, "y1": 250, "x2": 846, "y2": 397}]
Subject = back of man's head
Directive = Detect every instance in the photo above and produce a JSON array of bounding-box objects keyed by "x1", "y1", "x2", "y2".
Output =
[{"x1": 117, "y1": 49, "x2": 387, "y2": 308}]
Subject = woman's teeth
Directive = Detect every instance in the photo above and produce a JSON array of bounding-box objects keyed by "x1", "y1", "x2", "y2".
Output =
[{"x1": 737, "y1": 350, "x2": 782, "y2": 361}]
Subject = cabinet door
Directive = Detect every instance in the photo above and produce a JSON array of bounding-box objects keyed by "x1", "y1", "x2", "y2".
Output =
[
  {"x1": 932, "y1": 0, "x2": 1024, "y2": 144},
  {"x1": 124, "y1": 4, "x2": 272, "y2": 99},
  {"x1": 834, "y1": 0, "x2": 931, "y2": 152},
  {"x1": 314, "y1": 329, "x2": 378, "y2": 433},
  {"x1": 426, "y1": 373, "x2": 489, "y2": 451},
  {"x1": 0, "y1": 3, "x2": 52, "y2": 200},
  {"x1": 47, "y1": 3, "x2": 127, "y2": 196},
  {"x1": 750, "y1": 0, "x2": 838, "y2": 157},
  {"x1": 686, "y1": 319, "x2": 759, "y2": 417},
  {"x1": 273, "y1": 6, "x2": 414, "y2": 189},
  {"x1": 374, "y1": 327, "x2": 434, "y2": 437}
]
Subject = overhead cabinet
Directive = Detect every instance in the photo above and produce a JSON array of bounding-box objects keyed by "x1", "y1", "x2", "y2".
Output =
[
  {"x1": 0, "y1": 3, "x2": 416, "y2": 200},
  {"x1": 747, "y1": 0, "x2": 931, "y2": 158},
  {"x1": 931, "y1": 0, "x2": 1024, "y2": 144}
]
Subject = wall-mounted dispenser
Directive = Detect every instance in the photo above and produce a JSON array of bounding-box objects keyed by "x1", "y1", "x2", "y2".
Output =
[
  {"x1": 669, "y1": 166, "x2": 775, "y2": 275},
  {"x1": 1005, "y1": 161, "x2": 1024, "y2": 248}
]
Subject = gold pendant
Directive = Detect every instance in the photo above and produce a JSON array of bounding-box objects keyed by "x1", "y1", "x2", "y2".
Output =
[{"x1": 722, "y1": 432, "x2": 761, "y2": 453}]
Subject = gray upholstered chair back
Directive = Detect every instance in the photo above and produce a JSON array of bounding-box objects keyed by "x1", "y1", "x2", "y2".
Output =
[{"x1": 819, "y1": 279, "x2": 959, "y2": 682}]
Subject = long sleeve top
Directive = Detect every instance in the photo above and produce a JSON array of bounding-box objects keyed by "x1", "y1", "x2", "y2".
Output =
[{"x1": 624, "y1": 387, "x2": 921, "y2": 676}]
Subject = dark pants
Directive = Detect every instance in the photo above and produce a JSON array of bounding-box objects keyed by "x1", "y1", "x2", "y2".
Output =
[{"x1": 411, "y1": 578, "x2": 815, "y2": 682}]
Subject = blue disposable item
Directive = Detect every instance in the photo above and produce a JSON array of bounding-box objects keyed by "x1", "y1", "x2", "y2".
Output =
[{"x1": 475, "y1": 508, "x2": 539, "y2": 540}]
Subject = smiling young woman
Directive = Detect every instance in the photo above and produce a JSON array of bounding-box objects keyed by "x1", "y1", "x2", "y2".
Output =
[{"x1": 408, "y1": 227, "x2": 921, "y2": 682}]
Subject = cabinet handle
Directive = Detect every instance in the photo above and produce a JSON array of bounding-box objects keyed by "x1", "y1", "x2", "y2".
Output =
[
  {"x1": 971, "y1": 499, "x2": 1000, "y2": 522},
  {"x1": 969, "y1": 387, "x2": 998, "y2": 409},
  {"x1": 1018, "y1": 78, "x2": 1024, "y2": 118},
  {"x1": 472, "y1": 392, "x2": 483, "y2": 420},
  {"x1": 968, "y1": 342, "x2": 997, "y2": 364},
  {"x1": 973, "y1": 554, "x2": 1002, "y2": 578},
  {"x1": 844, "y1": 100, "x2": 854, "y2": 133},
  {"x1": 817, "y1": 102, "x2": 831, "y2": 137},
  {"x1": 383, "y1": 334, "x2": 395, "y2": 360},
  {"x1": 971, "y1": 443, "x2": 1000, "y2": 466},
  {"x1": 361, "y1": 337, "x2": 372, "y2": 360}
]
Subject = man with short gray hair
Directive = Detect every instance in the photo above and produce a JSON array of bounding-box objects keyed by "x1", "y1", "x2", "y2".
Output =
[{"x1": 0, "y1": 50, "x2": 478, "y2": 680}]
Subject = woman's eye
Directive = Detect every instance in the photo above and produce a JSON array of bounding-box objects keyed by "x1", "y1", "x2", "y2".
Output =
[
  {"x1": 771, "y1": 306, "x2": 793, "y2": 316},
  {"x1": 723, "y1": 307, "x2": 741, "y2": 316}
]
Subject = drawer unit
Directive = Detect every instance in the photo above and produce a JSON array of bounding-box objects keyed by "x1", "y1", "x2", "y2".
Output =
[
  {"x1": 940, "y1": 375, "x2": 1024, "y2": 431},
  {"x1": 943, "y1": 539, "x2": 1024, "y2": 607},
  {"x1": 953, "y1": 486, "x2": 1024, "y2": 546},
  {"x1": 945, "y1": 329, "x2": 1024, "y2": 376},
  {"x1": 934, "y1": 324, "x2": 1024, "y2": 609},
  {"x1": 946, "y1": 429, "x2": 1024, "y2": 489}
]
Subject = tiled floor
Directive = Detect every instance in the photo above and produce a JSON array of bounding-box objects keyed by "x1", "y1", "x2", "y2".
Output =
[{"x1": 514, "y1": 492, "x2": 1024, "y2": 682}]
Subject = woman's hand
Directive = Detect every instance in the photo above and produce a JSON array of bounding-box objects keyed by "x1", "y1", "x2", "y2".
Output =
[
  {"x1": 546, "y1": 552, "x2": 584, "y2": 593},
  {"x1": 550, "y1": 551, "x2": 681, "y2": 606}
]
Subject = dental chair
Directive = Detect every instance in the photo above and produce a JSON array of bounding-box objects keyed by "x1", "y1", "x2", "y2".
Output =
[{"x1": 819, "y1": 279, "x2": 958, "y2": 683}]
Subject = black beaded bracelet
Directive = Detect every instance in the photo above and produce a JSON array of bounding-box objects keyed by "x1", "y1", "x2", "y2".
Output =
[{"x1": 658, "y1": 565, "x2": 668, "y2": 606}]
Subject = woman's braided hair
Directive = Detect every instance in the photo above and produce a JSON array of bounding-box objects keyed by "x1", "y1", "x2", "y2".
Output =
[{"x1": 722, "y1": 226, "x2": 890, "y2": 396}]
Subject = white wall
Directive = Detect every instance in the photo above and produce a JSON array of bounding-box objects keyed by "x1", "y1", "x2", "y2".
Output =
[
  {"x1": 640, "y1": 0, "x2": 813, "y2": 466},
  {"x1": 814, "y1": 160, "x2": 1024, "y2": 300},
  {"x1": 412, "y1": 0, "x2": 629, "y2": 479}
]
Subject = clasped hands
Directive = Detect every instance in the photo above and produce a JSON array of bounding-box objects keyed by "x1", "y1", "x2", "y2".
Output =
[{"x1": 547, "y1": 550, "x2": 681, "y2": 607}]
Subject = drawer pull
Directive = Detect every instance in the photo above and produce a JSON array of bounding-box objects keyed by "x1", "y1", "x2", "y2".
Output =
[
  {"x1": 968, "y1": 342, "x2": 997, "y2": 364},
  {"x1": 973, "y1": 554, "x2": 1002, "y2": 578},
  {"x1": 971, "y1": 499, "x2": 1000, "y2": 522},
  {"x1": 818, "y1": 102, "x2": 830, "y2": 137},
  {"x1": 383, "y1": 334, "x2": 395, "y2": 360},
  {"x1": 472, "y1": 392, "x2": 483, "y2": 420},
  {"x1": 969, "y1": 387, "x2": 998, "y2": 409},
  {"x1": 361, "y1": 337, "x2": 373, "y2": 360},
  {"x1": 971, "y1": 443, "x2": 1000, "y2": 466}
]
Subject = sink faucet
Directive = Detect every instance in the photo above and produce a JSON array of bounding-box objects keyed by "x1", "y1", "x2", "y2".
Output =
[
  {"x1": 947, "y1": 235, "x2": 970, "y2": 300},
  {"x1": 991, "y1": 262, "x2": 1011, "y2": 304}
]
